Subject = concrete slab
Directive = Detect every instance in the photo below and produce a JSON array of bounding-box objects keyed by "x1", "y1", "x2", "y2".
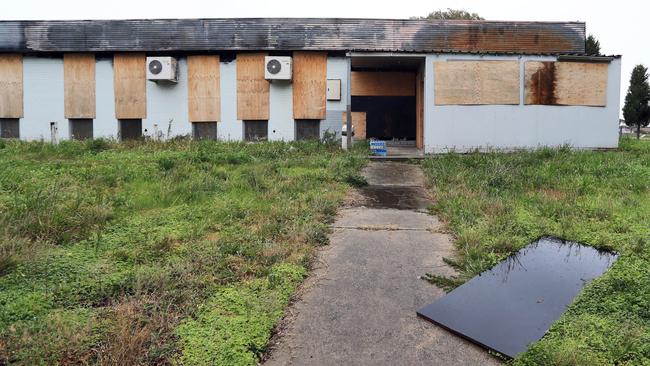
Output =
[
  {"x1": 264, "y1": 162, "x2": 500, "y2": 366},
  {"x1": 332, "y1": 208, "x2": 443, "y2": 231},
  {"x1": 362, "y1": 162, "x2": 426, "y2": 187}
]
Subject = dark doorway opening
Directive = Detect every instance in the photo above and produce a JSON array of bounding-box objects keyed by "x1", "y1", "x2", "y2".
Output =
[
  {"x1": 350, "y1": 56, "x2": 424, "y2": 149},
  {"x1": 352, "y1": 96, "x2": 415, "y2": 140}
]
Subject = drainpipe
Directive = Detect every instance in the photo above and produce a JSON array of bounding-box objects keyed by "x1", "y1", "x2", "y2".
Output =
[{"x1": 345, "y1": 52, "x2": 352, "y2": 150}]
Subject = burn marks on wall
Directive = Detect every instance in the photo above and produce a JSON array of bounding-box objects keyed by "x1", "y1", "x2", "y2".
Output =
[
  {"x1": 1, "y1": 19, "x2": 586, "y2": 55},
  {"x1": 524, "y1": 61, "x2": 608, "y2": 106},
  {"x1": 527, "y1": 62, "x2": 557, "y2": 105}
]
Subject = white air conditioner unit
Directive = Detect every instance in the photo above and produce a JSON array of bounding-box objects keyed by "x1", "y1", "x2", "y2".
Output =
[
  {"x1": 146, "y1": 56, "x2": 178, "y2": 82},
  {"x1": 264, "y1": 56, "x2": 292, "y2": 80}
]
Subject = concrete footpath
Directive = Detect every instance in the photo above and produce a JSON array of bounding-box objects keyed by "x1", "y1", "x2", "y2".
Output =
[{"x1": 264, "y1": 162, "x2": 499, "y2": 366}]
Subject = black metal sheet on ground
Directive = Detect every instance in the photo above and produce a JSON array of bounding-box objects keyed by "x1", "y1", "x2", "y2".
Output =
[{"x1": 417, "y1": 237, "x2": 618, "y2": 359}]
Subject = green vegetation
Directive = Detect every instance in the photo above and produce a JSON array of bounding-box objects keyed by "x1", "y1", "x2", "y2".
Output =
[
  {"x1": 422, "y1": 138, "x2": 650, "y2": 365},
  {"x1": 0, "y1": 139, "x2": 366, "y2": 365}
]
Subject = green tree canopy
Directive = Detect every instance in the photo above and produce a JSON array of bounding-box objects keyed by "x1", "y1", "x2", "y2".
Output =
[
  {"x1": 585, "y1": 34, "x2": 601, "y2": 55},
  {"x1": 622, "y1": 64, "x2": 650, "y2": 139},
  {"x1": 412, "y1": 8, "x2": 484, "y2": 20}
]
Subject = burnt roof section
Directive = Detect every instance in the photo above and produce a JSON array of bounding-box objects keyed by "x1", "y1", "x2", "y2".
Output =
[{"x1": 0, "y1": 18, "x2": 586, "y2": 54}]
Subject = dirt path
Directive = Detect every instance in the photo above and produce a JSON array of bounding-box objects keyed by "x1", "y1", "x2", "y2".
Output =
[{"x1": 265, "y1": 162, "x2": 499, "y2": 365}]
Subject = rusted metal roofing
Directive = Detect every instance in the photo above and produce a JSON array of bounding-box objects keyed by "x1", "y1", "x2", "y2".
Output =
[{"x1": 0, "y1": 18, "x2": 586, "y2": 54}]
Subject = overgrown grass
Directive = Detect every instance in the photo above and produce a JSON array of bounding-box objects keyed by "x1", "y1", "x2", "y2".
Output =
[
  {"x1": 422, "y1": 138, "x2": 650, "y2": 365},
  {"x1": 0, "y1": 138, "x2": 366, "y2": 365}
]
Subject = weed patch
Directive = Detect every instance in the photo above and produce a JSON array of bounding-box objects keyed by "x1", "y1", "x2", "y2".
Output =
[{"x1": 0, "y1": 139, "x2": 365, "y2": 364}]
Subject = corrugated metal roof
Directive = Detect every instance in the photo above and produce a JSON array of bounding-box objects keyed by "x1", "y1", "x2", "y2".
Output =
[{"x1": 0, "y1": 18, "x2": 586, "y2": 54}]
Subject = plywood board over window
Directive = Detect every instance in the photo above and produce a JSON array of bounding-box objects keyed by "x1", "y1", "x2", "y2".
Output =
[
  {"x1": 237, "y1": 53, "x2": 269, "y2": 120},
  {"x1": 434, "y1": 61, "x2": 520, "y2": 105},
  {"x1": 113, "y1": 53, "x2": 146, "y2": 119},
  {"x1": 524, "y1": 61, "x2": 608, "y2": 106},
  {"x1": 0, "y1": 54, "x2": 23, "y2": 118},
  {"x1": 188, "y1": 55, "x2": 220, "y2": 122},
  {"x1": 351, "y1": 72, "x2": 415, "y2": 96},
  {"x1": 293, "y1": 52, "x2": 327, "y2": 119},
  {"x1": 64, "y1": 53, "x2": 96, "y2": 119}
]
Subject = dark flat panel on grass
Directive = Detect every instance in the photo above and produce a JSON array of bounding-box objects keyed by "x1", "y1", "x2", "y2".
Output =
[{"x1": 417, "y1": 237, "x2": 618, "y2": 359}]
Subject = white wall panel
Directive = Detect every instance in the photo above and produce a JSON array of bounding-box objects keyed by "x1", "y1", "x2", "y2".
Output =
[
  {"x1": 22, "y1": 57, "x2": 66, "y2": 141},
  {"x1": 217, "y1": 59, "x2": 242, "y2": 141},
  {"x1": 268, "y1": 80, "x2": 293, "y2": 141},
  {"x1": 94, "y1": 58, "x2": 117, "y2": 139},
  {"x1": 143, "y1": 57, "x2": 191, "y2": 139}
]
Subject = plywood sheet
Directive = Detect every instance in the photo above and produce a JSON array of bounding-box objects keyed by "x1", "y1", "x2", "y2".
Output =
[
  {"x1": 524, "y1": 61, "x2": 608, "y2": 106},
  {"x1": 0, "y1": 54, "x2": 23, "y2": 118},
  {"x1": 293, "y1": 52, "x2": 327, "y2": 119},
  {"x1": 351, "y1": 72, "x2": 415, "y2": 97},
  {"x1": 434, "y1": 61, "x2": 520, "y2": 105},
  {"x1": 188, "y1": 55, "x2": 221, "y2": 122},
  {"x1": 236, "y1": 53, "x2": 269, "y2": 120},
  {"x1": 113, "y1": 53, "x2": 146, "y2": 119},
  {"x1": 64, "y1": 53, "x2": 96, "y2": 119},
  {"x1": 341, "y1": 111, "x2": 366, "y2": 139}
]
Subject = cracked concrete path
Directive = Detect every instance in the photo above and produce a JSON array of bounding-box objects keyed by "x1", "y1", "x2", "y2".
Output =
[{"x1": 264, "y1": 162, "x2": 499, "y2": 366}]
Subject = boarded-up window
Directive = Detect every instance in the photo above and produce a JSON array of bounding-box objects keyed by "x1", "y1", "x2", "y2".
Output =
[
  {"x1": 244, "y1": 120, "x2": 268, "y2": 141},
  {"x1": 64, "y1": 54, "x2": 96, "y2": 119},
  {"x1": 0, "y1": 118, "x2": 19, "y2": 138},
  {"x1": 119, "y1": 119, "x2": 142, "y2": 140},
  {"x1": 237, "y1": 53, "x2": 269, "y2": 120},
  {"x1": 293, "y1": 52, "x2": 327, "y2": 119},
  {"x1": 114, "y1": 53, "x2": 147, "y2": 119},
  {"x1": 192, "y1": 122, "x2": 218, "y2": 140},
  {"x1": 434, "y1": 61, "x2": 520, "y2": 105},
  {"x1": 188, "y1": 55, "x2": 221, "y2": 122},
  {"x1": 351, "y1": 72, "x2": 415, "y2": 97},
  {"x1": 295, "y1": 120, "x2": 320, "y2": 140},
  {"x1": 524, "y1": 61, "x2": 608, "y2": 106},
  {"x1": 69, "y1": 119, "x2": 93, "y2": 140},
  {"x1": 341, "y1": 112, "x2": 367, "y2": 139},
  {"x1": 0, "y1": 54, "x2": 23, "y2": 118}
]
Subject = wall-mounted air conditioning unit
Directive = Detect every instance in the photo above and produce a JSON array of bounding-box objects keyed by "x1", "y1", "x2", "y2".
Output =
[
  {"x1": 264, "y1": 56, "x2": 292, "y2": 80},
  {"x1": 146, "y1": 57, "x2": 178, "y2": 82}
]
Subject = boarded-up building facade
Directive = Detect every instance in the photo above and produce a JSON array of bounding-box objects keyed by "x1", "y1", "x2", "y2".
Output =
[{"x1": 0, "y1": 18, "x2": 621, "y2": 152}]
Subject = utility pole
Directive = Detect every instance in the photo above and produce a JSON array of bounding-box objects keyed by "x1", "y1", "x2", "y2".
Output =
[{"x1": 345, "y1": 53, "x2": 352, "y2": 150}]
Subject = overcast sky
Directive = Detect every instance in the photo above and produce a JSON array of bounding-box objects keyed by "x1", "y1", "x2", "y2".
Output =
[{"x1": 3, "y1": 0, "x2": 647, "y2": 115}]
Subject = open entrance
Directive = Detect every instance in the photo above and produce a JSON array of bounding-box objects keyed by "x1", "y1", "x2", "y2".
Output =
[{"x1": 350, "y1": 56, "x2": 425, "y2": 154}]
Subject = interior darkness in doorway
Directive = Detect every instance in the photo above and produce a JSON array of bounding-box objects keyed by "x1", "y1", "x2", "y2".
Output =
[{"x1": 352, "y1": 96, "x2": 416, "y2": 140}]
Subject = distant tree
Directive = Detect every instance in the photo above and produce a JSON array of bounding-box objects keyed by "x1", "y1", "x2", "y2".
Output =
[
  {"x1": 412, "y1": 8, "x2": 484, "y2": 20},
  {"x1": 623, "y1": 65, "x2": 650, "y2": 139},
  {"x1": 585, "y1": 34, "x2": 601, "y2": 55}
]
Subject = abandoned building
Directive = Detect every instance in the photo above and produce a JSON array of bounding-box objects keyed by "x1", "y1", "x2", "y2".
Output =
[{"x1": 0, "y1": 18, "x2": 621, "y2": 153}]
